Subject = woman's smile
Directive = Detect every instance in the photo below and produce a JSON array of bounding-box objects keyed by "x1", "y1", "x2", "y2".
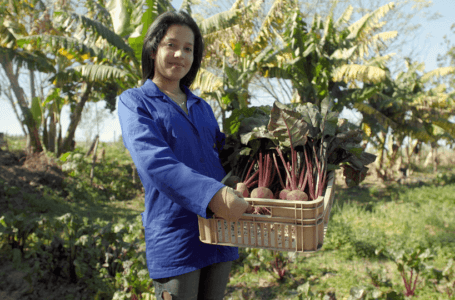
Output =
[{"x1": 151, "y1": 24, "x2": 194, "y2": 85}]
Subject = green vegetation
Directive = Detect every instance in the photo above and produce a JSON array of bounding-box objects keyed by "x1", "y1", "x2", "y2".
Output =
[
  {"x1": 1, "y1": 140, "x2": 454, "y2": 299},
  {"x1": 0, "y1": 0, "x2": 454, "y2": 298}
]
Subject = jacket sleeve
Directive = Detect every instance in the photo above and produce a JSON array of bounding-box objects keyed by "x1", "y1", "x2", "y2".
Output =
[{"x1": 118, "y1": 90, "x2": 225, "y2": 219}]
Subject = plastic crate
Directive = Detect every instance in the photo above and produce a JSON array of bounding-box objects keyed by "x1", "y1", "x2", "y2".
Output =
[{"x1": 198, "y1": 171, "x2": 336, "y2": 253}]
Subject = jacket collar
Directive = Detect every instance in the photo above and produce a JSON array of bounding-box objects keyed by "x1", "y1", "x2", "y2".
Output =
[{"x1": 141, "y1": 79, "x2": 201, "y2": 104}]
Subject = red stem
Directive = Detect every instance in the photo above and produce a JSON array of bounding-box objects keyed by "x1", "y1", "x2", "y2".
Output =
[
  {"x1": 273, "y1": 153, "x2": 286, "y2": 189},
  {"x1": 243, "y1": 157, "x2": 255, "y2": 182},
  {"x1": 291, "y1": 147, "x2": 297, "y2": 189},
  {"x1": 298, "y1": 155, "x2": 305, "y2": 189},
  {"x1": 276, "y1": 147, "x2": 294, "y2": 190},
  {"x1": 247, "y1": 180, "x2": 258, "y2": 189},
  {"x1": 411, "y1": 271, "x2": 419, "y2": 294},
  {"x1": 259, "y1": 151, "x2": 263, "y2": 187},
  {"x1": 267, "y1": 154, "x2": 276, "y2": 187},
  {"x1": 244, "y1": 169, "x2": 259, "y2": 186},
  {"x1": 304, "y1": 146, "x2": 315, "y2": 200}
]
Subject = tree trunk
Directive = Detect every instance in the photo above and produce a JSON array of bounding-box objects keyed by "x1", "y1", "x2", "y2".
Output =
[
  {"x1": 432, "y1": 143, "x2": 438, "y2": 173},
  {"x1": 0, "y1": 54, "x2": 43, "y2": 153},
  {"x1": 48, "y1": 113, "x2": 56, "y2": 153},
  {"x1": 4, "y1": 88, "x2": 28, "y2": 136},
  {"x1": 42, "y1": 116, "x2": 49, "y2": 150},
  {"x1": 60, "y1": 83, "x2": 92, "y2": 155}
]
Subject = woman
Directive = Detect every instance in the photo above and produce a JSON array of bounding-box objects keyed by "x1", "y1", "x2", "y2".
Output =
[{"x1": 118, "y1": 10, "x2": 252, "y2": 300}]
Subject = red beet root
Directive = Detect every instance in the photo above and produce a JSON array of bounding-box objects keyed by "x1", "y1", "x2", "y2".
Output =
[
  {"x1": 286, "y1": 189, "x2": 308, "y2": 201},
  {"x1": 236, "y1": 182, "x2": 250, "y2": 197},
  {"x1": 251, "y1": 187, "x2": 274, "y2": 199}
]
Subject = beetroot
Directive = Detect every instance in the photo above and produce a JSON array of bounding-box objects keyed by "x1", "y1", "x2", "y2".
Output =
[
  {"x1": 224, "y1": 176, "x2": 241, "y2": 189},
  {"x1": 286, "y1": 189, "x2": 308, "y2": 201},
  {"x1": 251, "y1": 187, "x2": 274, "y2": 199},
  {"x1": 279, "y1": 188, "x2": 291, "y2": 200},
  {"x1": 235, "y1": 182, "x2": 250, "y2": 197},
  {"x1": 274, "y1": 137, "x2": 312, "y2": 201},
  {"x1": 250, "y1": 150, "x2": 276, "y2": 200}
]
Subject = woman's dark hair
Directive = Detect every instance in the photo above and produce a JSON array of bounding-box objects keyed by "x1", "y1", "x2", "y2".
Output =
[{"x1": 141, "y1": 10, "x2": 204, "y2": 89}]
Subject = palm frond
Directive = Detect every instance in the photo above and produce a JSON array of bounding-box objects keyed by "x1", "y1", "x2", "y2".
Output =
[
  {"x1": 347, "y1": 2, "x2": 395, "y2": 41},
  {"x1": 197, "y1": 9, "x2": 240, "y2": 36},
  {"x1": 355, "y1": 30, "x2": 397, "y2": 60},
  {"x1": 106, "y1": 0, "x2": 134, "y2": 36},
  {"x1": 333, "y1": 64, "x2": 387, "y2": 84},
  {"x1": 54, "y1": 12, "x2": 135, "y2": 58},
  {"x1": 254, "y1": 0, "x2": 291, "y2": 45},
  {"x1": 191, "y1": 68, "x2": 223, "y2": 94},
  {"x1": 180, "y1": 0, "x2": 192, "y2": 14},
  {"x1": 366, "y1": 53, "x2": 396, "y2": 68},
  {"x1": 334, "y1": 5, "x2": 353, "y2": 28},
  {"x1": 433, "y1": 118, "x2": 455, "y2": 139},
  {"x1": 18, "y1": 35, "x2": 103, "y2": 60},
  {"x1": 354, "y1": 101, "x2": 397, "y2": 129},
  {"x1": 0, "y1": 46, "x2": 55, "y2": 73},
  {"x1": 330, "y1": 45, "x2": 358, "y2": 60},
  {"x1": 406, "y1": 120, "x2": 433, "y2": 142},
  {"x1": 421, "y1": 66, "x2": 455, "y2": 83},
  {"x1": 73, "y1": 64, "x2": 135, "y2": 82}
]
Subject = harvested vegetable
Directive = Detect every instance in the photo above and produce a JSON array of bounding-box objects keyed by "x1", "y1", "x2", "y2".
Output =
[{"x1": 250, "y1": 150, "x2": 276, "y2": 199}]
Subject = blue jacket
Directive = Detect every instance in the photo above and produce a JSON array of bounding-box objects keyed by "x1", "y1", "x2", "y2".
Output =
[{"x1": 118, "y1": 79, "x2": 238, "y2": 279}]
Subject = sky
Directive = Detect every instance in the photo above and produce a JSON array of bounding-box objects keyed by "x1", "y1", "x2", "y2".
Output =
[{"x1": 0, "y1": 0, "x2": 454, "y2": 143}]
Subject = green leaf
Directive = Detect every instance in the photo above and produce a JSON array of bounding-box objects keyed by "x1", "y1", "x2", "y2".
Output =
[
  {"x1": 30, "y1": 96, "x2": 42, "y2": 127},
  {"x1": 106, "y1": 0, "x2": 133, "y2": 36},
  {"x1": 295, "y1": 102, "x2": 321, "y2": 138},
  {"x1": 224, "y1": 106, "x2": 267, "y2": 136},
  {"x1": 268, "y1": 101, "x2": 310, "y2": 148},
  {"x1": 233, "y1": 42, "x2": 242, "y2": 57},
  {"x1": 240, "y1": 125, "x2": 275, "y2": 145}
]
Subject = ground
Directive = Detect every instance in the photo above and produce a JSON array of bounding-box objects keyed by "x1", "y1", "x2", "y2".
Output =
[
  {"x1": 0, "y1": 149, "x2": 65, "y2": 213},
  {"x1": 0, "y1": 149, "x2": 68, "y2": 300}
]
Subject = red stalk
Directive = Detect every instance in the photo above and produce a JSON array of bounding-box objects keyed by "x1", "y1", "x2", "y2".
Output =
[
  {"x1": 243, "y1": 157, "x2": 255, "y2": 182},
  {"x1": 247, "y1": 180, "x2": 258, "y2": 189},
  {"x1": 303, "y1": 146, "x2": 315, "y2": 200},
  {"x1": 273, "y1": 153, "x2": 286, "y2": 190},
  {"x1": 276, "y1": 147, "x2": 293, "y2": 190},
  {"x1": 298, "y1": 154, "x2": 305, "y2": 189},
  {"x1": 244, "y1": 169, "x2": 258, "y2": 186}
]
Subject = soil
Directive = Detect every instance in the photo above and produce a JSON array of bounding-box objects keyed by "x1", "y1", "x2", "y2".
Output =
[
  {"x1": 0, "y1": 149, "x2": 68, "y2": 300},
  {"x1": 0, "y1": 149, "x2": 66, "y2": 213}
]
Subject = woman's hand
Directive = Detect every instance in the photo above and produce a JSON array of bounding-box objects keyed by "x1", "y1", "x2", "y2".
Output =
[
  {"x1": 232, "y1": 190, "x2": 254, "y2": 214},
  {"x1": 209, "y1": 187, "x2": 253, "y2": 222}
]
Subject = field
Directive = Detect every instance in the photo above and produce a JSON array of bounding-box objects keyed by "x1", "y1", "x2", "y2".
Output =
[{"x1": 0, "y1": 136, "x2": 454, "y2": 300}]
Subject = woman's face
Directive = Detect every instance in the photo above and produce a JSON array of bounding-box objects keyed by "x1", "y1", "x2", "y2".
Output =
[{"x1": 151, "y1": 24, "x2": 195, "y2": 85}]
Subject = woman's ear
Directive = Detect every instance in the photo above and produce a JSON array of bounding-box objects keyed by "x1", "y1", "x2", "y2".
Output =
[{"x1": 151, "y1": 51, "x2": 156, "y2": 60}]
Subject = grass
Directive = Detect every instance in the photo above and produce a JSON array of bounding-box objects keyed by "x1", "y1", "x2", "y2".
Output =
[
  {"x1": 226, "y1": 172, "x2": 455, "y2": 299},
  {"x1": 2, "y1": 137, "x2": 455, "y2": 299}
]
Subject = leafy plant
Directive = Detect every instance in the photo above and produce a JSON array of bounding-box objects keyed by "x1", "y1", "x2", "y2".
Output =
[
  {"x1": 387, "y1": 246, "x2": 433, "y2": 297},
  {"x1": 221, "y1": 98, "x2": 376, "y2": 203},
  {"x1": 428, "y1": 258, "x2": 455, "y2": 298}
]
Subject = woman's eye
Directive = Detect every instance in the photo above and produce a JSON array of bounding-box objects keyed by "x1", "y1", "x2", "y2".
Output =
[
  {"x1": 185, "y1": 47, "x2": 193, "y2": 52},
  {"x1": 167, "y1": 43, "x2": 174, "y2": 47}
]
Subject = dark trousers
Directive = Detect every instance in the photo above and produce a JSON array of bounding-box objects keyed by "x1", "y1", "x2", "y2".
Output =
[{"x1": 153, "y1": 261, "x2": 232, "y2": 300}]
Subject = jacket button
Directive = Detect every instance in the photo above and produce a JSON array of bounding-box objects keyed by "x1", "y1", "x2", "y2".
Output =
[{"x1": 200, "y1": 158, "x2": 204, "y2": 163}]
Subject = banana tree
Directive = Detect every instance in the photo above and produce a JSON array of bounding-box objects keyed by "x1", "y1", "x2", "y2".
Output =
[
  {"x1": 257, "y1": 2, "x2": 398, "y2": 111},
  {"x1": 354, "y1": 59, "x2": 455, "y2": 180},
  {"x1": 17, "y1": 0, "x2": 177, "y2": 155},
  {"x1": 192, "y1": 0, "x2": 296, "y2": 130},
  {"x1": 0, "y1": 0, "x2": 58, "y2": 153}
]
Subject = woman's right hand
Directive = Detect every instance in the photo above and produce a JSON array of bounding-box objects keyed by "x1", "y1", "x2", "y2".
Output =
[{"x1": 209, "y1": 186, "x2": 253, "y2": 222}]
